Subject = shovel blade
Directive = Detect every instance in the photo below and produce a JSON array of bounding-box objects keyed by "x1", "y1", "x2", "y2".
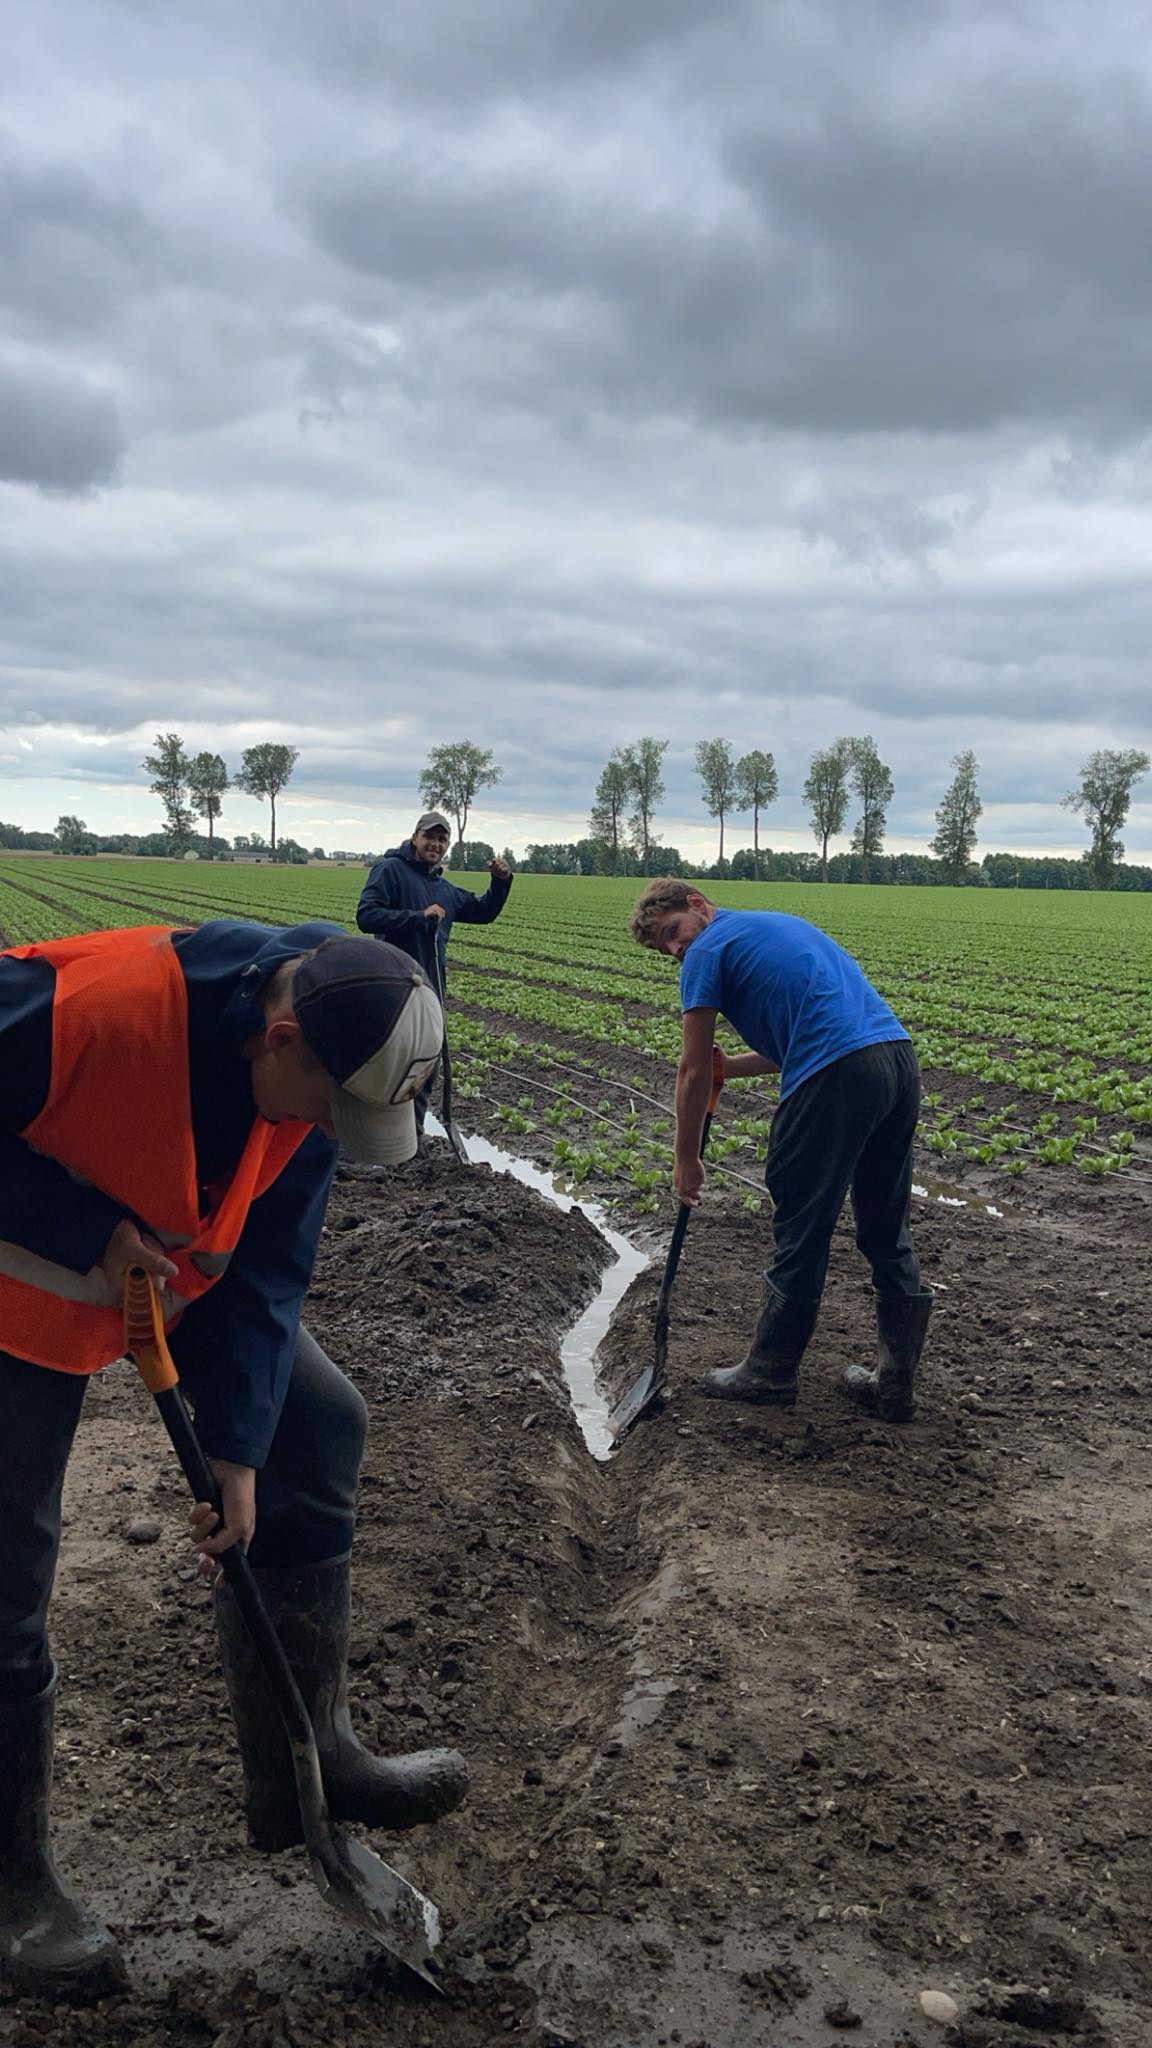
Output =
[
  {"x1": 307, "y1": 1826, "x2": 443, "y2": 1988},
  {"x1": 608, "y1": 1294, "x2": 672, "y2": 1441},
  {"x1": 608, "y1": 1364, "x2": 662, "y2": 1441}
]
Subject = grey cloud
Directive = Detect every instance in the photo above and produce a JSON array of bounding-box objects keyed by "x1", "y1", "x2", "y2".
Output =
[
  {"x1": 298, "y1": 14, "x2": 1152, "y2": 444},
  {"x1": 0, "y1": 137, "x2": 163, "y2": 341},
  {"x1": 0, "y1": 358, "x2": 122, "y2": 494},
  {"x1": 3, "y1": 0, "x2": 1152, "y2": 856}
]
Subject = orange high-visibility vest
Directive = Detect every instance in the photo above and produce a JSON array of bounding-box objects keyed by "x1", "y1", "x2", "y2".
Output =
[{"x1": 0, "y1": 926, "x2": 310, "y2": 1373}]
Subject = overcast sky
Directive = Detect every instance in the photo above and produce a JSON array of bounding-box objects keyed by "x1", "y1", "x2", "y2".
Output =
[{"x1": 3, "y1": 0, "x2": 1151, "y2": 861}]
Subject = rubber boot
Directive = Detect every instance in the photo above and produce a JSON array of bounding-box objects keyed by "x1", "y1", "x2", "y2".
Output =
[
  {"x1": 216, "y1": 1556, "x2": 469, "y2": 1851},
  {"x1": 702, "y1": 1278, "x2": 819, "y2": 1407},
  {"x1": 0, "y1": 1672, "x2": 127, "y2": 2000},
  {"x1": 842, "y1": 1290, "x2": 933, "y2": 1423}
]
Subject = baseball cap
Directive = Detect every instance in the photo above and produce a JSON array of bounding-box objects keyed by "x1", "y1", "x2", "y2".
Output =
[
  {"x1": 414, "y1": 811, "x2": 451, "y2": 834},
  {"x1": 293, "y1": 937, "x2": 444, "y2": 1165}
]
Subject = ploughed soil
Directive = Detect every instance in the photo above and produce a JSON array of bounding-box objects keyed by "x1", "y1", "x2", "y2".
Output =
[{"x1": 5, "y1": 1066, "x2": 1152, "y2": 2048}]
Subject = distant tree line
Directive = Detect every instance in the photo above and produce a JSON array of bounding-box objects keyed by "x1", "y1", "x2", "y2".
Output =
[
  {"x1": 0, "y1": 820, "x2": 320, "y2": 864},
  {"x1": 141, "y1": 732, "x2": 301, "y2": 854},
  {"x1": 584, "y1": 738, "x2": 1151, "y2": 890},
  {"x1": 4, "y1": 729, "x2": 1149, "y2": 891}
]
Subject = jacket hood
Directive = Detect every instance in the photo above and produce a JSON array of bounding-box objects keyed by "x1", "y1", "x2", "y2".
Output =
[{"x1": 388, "y1": 839, "x2": 443, "y2": 875}]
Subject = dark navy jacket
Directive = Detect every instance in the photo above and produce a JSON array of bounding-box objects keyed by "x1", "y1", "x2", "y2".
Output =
[
  {"x1": 356, "y1": 840, "x2": 512, "y2": 983},
  {"x1": 0, "y1": 920, "x2": 342, "y2": 1468}
]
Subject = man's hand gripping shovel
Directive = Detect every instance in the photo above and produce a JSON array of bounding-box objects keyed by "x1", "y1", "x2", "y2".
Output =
[
  {"x1": 609, "y1": 1045, "x2": 724, "y2": 1443},
  {"x1": 122, "y1": 1267, "x2": 446, "y2": 1988}
]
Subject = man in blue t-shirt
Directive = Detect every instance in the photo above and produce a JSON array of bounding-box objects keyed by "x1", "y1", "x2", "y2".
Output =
[{"x1": 629, "y1": 880, "x2": 933, "y2": 1421}]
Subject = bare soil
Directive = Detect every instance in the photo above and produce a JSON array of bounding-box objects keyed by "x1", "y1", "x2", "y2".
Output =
[{"x1": 4, "y1": 1060, "x2": 1152, "y2": 2048}]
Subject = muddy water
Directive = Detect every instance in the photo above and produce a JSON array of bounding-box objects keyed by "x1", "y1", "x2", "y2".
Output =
[{"x1": 425, "y1": 1117, "x2": 648, "y2": 1459}]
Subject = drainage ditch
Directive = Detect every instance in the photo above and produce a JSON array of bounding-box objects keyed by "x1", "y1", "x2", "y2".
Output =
[{"x1": 426, "y1": 1114, "x2": 648, "y2": 1459}]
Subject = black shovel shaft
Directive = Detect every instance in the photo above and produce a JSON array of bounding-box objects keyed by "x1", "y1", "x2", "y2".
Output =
[
  {"x1": 153, "y1": 1386, "x2": 317, "y2": 1759},
  {"x1": 430, "y1": 946, "x2": 468, "y2": 1161},
  {"x1": 655, "y1": 1107, "x2": 716, "y2": 1318}
]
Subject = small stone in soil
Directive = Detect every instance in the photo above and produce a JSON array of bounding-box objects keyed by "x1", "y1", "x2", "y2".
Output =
[
  {"x1": 919, "y1": 1989, "x2": 960, "y2": 2025},
  {"x1": 124, "y1": 1519, "x2": 163, "y2": 1545}
]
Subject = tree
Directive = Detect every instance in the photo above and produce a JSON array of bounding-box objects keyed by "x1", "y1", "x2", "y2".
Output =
[
  {"x1": 187, "y1": 751, "x2": 230, "y2": 857},
  {"x1": 848, "y1": 736, "x2": 894, "y2": 882},
  {"x1": 419, "y1": 741, "x2": 502, "y2": 858},
  {"x1": 448, "y1": 839, "x2": 496, "y2": 871},
  {"x1": 621, "y1": 737, "x2": 668, "y2": 875},
  {"x1": 54, "y1": 815, "x2": 94, "y2": 855},
  {"x1": 695, "y1": 739, "x2": 741, "y2": 872},
  {"x1": 1063, "y1": 747, "x2": 1151, "y2": 887},
  {"x1": 235, "y1": 743, "x2": 299, "y2": 854},
  {"x1": 734, "y1": 749, "x2": 779, "y2": 880},
  {"x1": 803, "y1": 739, "x2": 853, "y2": 882},
  {"x1": 931, "y1": 750, "x2": 983, "y2": 883},
  {"x1": 588, "y1": 755, "x2": 630, "y2": 874},
  {"x1": 143, "y1": 731, "x2": 194, "y2": 850}
]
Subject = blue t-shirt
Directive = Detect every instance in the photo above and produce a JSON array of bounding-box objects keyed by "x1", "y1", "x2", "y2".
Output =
[{"x1": 679, "y1": 909, "x2": 908, "y2": 1100}]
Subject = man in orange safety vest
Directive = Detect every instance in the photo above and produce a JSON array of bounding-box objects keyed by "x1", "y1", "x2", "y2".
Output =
[{"x1": 0, "y1": 919, "x2": 469, "y2": 1998}]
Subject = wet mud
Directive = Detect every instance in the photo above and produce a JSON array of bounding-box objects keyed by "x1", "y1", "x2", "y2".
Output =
[{"x1": 5, "y1": 1089, "x2": 1152, "y2": 2046}]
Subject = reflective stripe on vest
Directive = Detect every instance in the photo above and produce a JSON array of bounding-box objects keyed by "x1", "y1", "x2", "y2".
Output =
[{"x1": 0, "y1": 926, "x2": 309, "y2": 1374}]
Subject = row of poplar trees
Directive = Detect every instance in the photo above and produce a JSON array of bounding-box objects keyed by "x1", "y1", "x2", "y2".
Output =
[
  {"x1": 143, "y1": 734, "x2": 300, "y2": 853},
  {"x1": 588, "y1": 736, "x2": 977, "y2": 882},
  {"x1": 591, "y1": 739, "x2": 1150, "y2": 887}
]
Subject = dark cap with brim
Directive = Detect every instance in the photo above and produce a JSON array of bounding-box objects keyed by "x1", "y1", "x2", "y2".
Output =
[
  {"x1": 293, "y1": 937, "x2": 443, "y2": 1165},
  {"x1": 414, "y1": 812, "x2": 450, "y2": 835}
]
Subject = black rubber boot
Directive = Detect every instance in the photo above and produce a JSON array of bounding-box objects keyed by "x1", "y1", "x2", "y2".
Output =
[
  {"x1": 216, "y1": 1556, "x2": 469, "y2": 1851},
  {"x1": 842, "y1": 1290, "x2": 933, "y2": 1423},
  {"x1": 702, "y1": 1278, "x2": 819, "y2": 1407},
  {"x1": 0, "y1": 1673, "x2": 127, "y2": 2000}
]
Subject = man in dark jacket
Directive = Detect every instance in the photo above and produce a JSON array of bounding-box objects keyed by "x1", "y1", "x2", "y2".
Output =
[
  {"x1": 0, "y1": 921, "x2": 469, "y2": 1999},
  {"x1": 357, "y1": 812, "x2": 513, "y2": 1129}
]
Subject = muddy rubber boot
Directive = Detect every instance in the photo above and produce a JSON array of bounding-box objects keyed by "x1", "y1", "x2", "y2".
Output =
[
  {"x1": 0, "y1": 1673, "x2": 127, "y2": 2000},
  {"x1": 216, "y1": 1556, "x2": 469, "y2": 1851},
  {"x1": 842, "y1": 1290, "x2": 933, "y2": 1423},
  {"x1": 702, "y1": 1279, "x2": 819, "y2": 1407}
]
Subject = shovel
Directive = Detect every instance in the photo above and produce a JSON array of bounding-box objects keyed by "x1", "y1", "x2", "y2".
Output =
[
  {"x1": 122, "y1": 1265, "x2": 445, "y2": 1988},
  {"x1": 609, "y1": 1045, "x2": 725, "y2": 1443},
  {"x1": 430, "y1": 943, "x2": 469, "y2": 1165}
]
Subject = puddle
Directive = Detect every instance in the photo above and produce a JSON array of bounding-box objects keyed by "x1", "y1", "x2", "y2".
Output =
[
  {"x1": 426, "y1": 1117, "x2": 648, "y2": 1461},
  {"x1": 913, "y1": 1178, "x2": 1009, "y2": 1219}
]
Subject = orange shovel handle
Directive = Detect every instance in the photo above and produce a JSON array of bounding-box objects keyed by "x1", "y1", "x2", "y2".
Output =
[{"x1": 122, "y1": 1265, "x2": 180, "y2": 1394}]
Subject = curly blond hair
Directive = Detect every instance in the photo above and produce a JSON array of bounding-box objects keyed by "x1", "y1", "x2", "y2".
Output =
[{"x1": 628, "y1": 878, "x2": 711, "y2": 947}]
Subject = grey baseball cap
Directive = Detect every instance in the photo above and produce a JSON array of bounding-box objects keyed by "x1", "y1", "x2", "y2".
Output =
[
  {"x1": 414, "y1": 812, "x2": 450, "y2": 834},
  {"x1": 293, "y1": 937, "x2": 443, "y2": 1164}
]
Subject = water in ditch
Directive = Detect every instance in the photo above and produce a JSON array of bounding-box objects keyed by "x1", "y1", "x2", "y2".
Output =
[
  {"x1": 425, "y1": 1117, "x2": 647, "y2": 1461},
  {"x1": 426, "y1": 1122, "x2": 1010, "y2": 1459}
]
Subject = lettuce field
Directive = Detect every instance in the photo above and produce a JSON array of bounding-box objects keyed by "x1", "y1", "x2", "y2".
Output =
[{"x1": 3, "y1": 853, "x2": 1151, "y2": 1202}]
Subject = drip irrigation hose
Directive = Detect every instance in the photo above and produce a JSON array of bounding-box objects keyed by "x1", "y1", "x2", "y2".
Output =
[
  {"x1": 449, "y1": 1036, "x2": 1152, "y2": 1187},
  {"x1": 448, "y1": 1047, "x2": 769, "y2": 1197}
]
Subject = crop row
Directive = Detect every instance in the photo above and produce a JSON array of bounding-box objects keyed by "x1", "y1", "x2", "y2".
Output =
[{"x1": 3, "y1": 860, "x2": 1151, "y2": 1186}]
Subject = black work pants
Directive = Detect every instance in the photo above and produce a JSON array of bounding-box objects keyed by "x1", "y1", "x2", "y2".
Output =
[
  {"x1": 0, "y1": 1327, "x2": 367, "y2": 1703},
  {"x1": 764, "y1": 1039, "x2": 923, "y2": 1303}
]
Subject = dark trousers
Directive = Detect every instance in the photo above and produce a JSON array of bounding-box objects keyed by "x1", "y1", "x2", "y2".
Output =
[
  {"x1": 0, "y1": 1327, "x2": 366, "y2": 1703},
  {"x1": 765, "y1": 1038, "x2": 922, "y2": 1302}
]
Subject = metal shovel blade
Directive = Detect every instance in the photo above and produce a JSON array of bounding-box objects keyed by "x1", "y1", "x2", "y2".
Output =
[
  {"x1": 304, "y1": 1823, "x2": 443, "y2": 1985},
  {"x1": 123, "y1": 1269, "x2": 446, "y2": 1988},
  {"x1": 608, "y1": 1234, "x2": 681, "y2": 1443},
  {"x1": 609, "y1": 1056, "x2": 724, "y2": 1445}
]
